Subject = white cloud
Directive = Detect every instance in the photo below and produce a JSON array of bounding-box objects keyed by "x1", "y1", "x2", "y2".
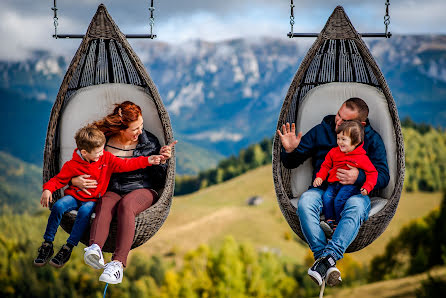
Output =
[{"x1": 0, "y1": 0, "x2": 445, "y2": 61}]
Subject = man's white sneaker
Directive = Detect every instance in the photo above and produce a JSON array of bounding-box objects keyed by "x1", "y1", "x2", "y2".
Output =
[
  {"x1": 84, "y1": 243, "x2": 105, "y2": 269},
  {"x1": 99, "y1": 261, "x2": 123, "y2": 284}
]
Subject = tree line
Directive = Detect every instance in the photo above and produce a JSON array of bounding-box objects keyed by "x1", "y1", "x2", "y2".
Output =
[
  {"x1": 0, "y1": 209, "x2": 373, "y2": 298},
  {"x1": 175, "y1": 118, "x2": 446, "y2": 196},
  {"x1": 175, "y1": 138, "x2": 273, "y2": 195},
  {"x1": 368, "y1": 191, "x2": 446, "y2": 296}
]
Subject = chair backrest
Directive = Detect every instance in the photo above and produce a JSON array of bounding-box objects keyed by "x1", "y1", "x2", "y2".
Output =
[
  {"x1": 59, "y1": 83, "x2": 165, "y2": 167},
  {"x1": 290, "y1": 82, "x2": 396, "y2": 199}
]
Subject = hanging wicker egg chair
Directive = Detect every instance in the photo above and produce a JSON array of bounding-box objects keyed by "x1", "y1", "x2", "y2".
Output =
[
  {"x1": 43, "y1": 4, "x2": 175, "y2": 253},
  {"x1": 272, "y1": 6, "x2": 405, "y2": 252}
]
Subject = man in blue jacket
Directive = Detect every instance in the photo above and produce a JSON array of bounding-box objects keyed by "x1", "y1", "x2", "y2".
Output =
[{"x1": 278, "y1": 97, "x2": 389, "y2": 287}]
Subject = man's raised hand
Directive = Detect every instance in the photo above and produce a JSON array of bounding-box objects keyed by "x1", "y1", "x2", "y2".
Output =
[{"x1": 277, "y1": 123, "x2": 302, "y2": 153}]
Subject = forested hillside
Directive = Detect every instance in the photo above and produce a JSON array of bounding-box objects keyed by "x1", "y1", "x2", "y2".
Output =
[{"x1": 175, "y1": 120, "x2": 446, "y2": 195}]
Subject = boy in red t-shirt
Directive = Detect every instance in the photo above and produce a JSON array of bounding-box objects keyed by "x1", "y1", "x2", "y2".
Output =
[
  {"x1": 33, "y1": 125, "x2": 162, "y2": 268},
  {"x1": 313, "y1": 120, "x2": 378, "y2": 231}
]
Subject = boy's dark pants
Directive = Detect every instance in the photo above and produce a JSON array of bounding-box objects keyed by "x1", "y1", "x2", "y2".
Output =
[{"x1": 322, "y1": 182, "x2": 360, "y2": 223}]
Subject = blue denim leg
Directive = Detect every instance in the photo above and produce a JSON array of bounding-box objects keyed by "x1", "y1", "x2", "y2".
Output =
[
  {"x1": 67, "y1": 201, "x2": 96, "y2": 246},
  {"x1": 322, "y1": 194, "x2": 371, "y2": 260},
  {"x1": 297, "y1": 188, "x2": 327, "y2": 260},
  {"x1": 322, "y1": 183, "x2": 339, "y2": 221},
  {"x1": 334, "y1": 185, "x2": 360, "y2": 223},
  {"x1": 43, "y1": 195, "x2": 79, "y2": 243}
]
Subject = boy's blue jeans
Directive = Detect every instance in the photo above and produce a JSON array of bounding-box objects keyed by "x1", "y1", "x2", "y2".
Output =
[
  {"x1": 322, "y1": 182, "x2": 361, "y2": 223},
  {"x1": 43, "y1": 195, "x2": 96, "y2": 246},
  {"x1": 297, "y1": 188, "x2": 370, "y2": 261}
]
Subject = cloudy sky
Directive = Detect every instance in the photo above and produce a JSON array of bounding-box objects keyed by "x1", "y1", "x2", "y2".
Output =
[{"x1": 1, "y1": 0, "x2": 445, "y2": 60}]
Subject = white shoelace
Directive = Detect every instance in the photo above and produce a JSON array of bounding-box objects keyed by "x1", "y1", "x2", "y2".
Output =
[{"x1": 319, "y1": 279, "x2": 326, "y2": 298}]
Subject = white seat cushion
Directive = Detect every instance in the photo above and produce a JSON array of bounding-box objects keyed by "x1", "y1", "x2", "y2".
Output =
[
  {"x1": 59, "y1": 83, "x2": 165, "y2": 167},
  {"x1": 289, "y1": 82, "x2": 397, "y2": 215}
]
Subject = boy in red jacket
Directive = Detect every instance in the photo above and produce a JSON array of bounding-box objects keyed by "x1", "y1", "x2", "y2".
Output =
[
  {"x1": 33, "y1": 125, "x2": 162, "y2": 268},
  {"x1": 313, "y1": 120, "x2": 378, "y2": 231}
]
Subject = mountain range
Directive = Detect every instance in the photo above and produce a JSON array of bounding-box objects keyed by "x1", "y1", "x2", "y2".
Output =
[{"x1": 1, "y1": 35, "x2": 445, "y2": 173}]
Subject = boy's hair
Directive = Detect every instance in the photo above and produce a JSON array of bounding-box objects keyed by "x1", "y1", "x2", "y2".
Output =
[
  {"x1": 74, "y1": 124, "x2": 106, "y2": 152},
  {"x1": 344, "y1": 97, "x2": 369, "y2": 122},
  {"x1": 336, "y1": 120, "x2": 364, "y2": 146}
]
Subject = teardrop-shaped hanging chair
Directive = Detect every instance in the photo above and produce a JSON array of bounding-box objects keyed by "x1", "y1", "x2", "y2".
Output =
[
  {"x1": 43, "y1": 4, "x2": 175, "y2": 253},
  {"x1": 273, "y1": 6, "x2": 405, "y2": 252}
]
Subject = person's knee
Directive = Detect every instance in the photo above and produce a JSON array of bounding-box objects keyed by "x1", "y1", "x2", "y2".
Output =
[
  {"x1": 298, "y1": 190, "x2": 322, "y2": 214},
  {"x1": 117, "y1": 201, "x2": 134, "y2": 216},
  {"x1": 51, "y1": 200, "x2": 67, "y2": 215},
  {"x1": 77, "y1": 203, "x2": 95, "y2": 218},
  {"x1": 343, "y1": 195, "x2": 370, "y2": 219}
]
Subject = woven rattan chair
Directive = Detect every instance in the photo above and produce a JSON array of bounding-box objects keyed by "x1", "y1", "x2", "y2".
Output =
[
  {"x1": 43, "y1": 4, "x2": 175, "y2": 253},
  {"x1": 272, "y1": 6, "x2": 405, "y2": 252}
]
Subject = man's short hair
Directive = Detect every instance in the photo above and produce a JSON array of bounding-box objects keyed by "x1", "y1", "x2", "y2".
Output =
[
  {"x1": 74, "y1": 124, "x2": 106, "y2": 153},
  {"x1": 336, "y1": 120, "x2": 364, "y2": 146},
  {"x1": 344, "y1": 97, "x2": 369, "y2": 122}
]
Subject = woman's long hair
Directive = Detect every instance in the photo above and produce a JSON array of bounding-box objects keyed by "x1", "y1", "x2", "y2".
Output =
[{"x1": 94, "y1": 101, "x2": 142, "y2": 137}]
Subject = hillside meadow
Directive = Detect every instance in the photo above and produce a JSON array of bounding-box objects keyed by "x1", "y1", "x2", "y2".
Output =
[{"x1": 135, "y1": 164, "x2": 443, "y2": 266}]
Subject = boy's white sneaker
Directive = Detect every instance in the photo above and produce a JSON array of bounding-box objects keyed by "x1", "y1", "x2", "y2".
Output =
[
  {"x1": 84, "y1": 243, "x2": 105, "y2": 269},
  {"x1": 99, "y1": 261, "x2": 123, "y2": 284}
]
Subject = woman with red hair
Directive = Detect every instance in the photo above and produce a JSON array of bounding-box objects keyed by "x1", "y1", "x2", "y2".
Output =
[{"x1": 71, "y1": 101, "x2": 176, "y2": 284}]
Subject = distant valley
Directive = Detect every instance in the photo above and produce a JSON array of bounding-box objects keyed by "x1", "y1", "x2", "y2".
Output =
[{"x1": 1, "y1": 35, "x2": 445, "y2": 173}]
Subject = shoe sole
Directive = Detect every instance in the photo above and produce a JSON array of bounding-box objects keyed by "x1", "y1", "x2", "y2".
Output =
[
  {"x1": 33, "y1": 260, "x2": 49, "y2": 267},
  {"x1": 84, "y1": 253, "x2": 104, "y2": 269},
  {"x1": 307, "y1": 268, "x2": 323, "y2": 286},
  {"x1": 326, "y1": 268, "x2": 342, "y2": 287},
  {"x1": 49, "y1": 259, "x2": 65, "y2": 268},
  {"x1": 99, "y1": 275, "x2": 123, "y2": 284}
]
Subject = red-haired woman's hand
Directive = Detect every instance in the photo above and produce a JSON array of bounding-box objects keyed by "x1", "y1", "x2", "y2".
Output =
[
  {"x1": 71, "y1": 175, "x2": 97, "y2": 196},
  {"x1": 160, "y1": 140, "x2": 178, "y2": 162}
]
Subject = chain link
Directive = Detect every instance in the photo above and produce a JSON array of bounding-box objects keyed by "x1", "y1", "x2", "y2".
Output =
[
  {"x1": 149, "y1": 0, "x2": 155, "y2": 37},
  {"x1": 289, "y1": 0, "x2": 295, "y2": 35},
  {"x1": 52, "y1": 0, "x2": 58, "y2": 38},
  {"x1": 384, "y1": 0, "x2": 390, "y2": 37}
]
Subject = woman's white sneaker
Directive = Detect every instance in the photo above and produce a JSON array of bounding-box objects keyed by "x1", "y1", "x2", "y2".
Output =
[
  {"x1": 84, "y1": 243, "x2": 105, "y2": 269},
  {"x1": 99, "y1": 261, "x2": 123, "y2": 284}
]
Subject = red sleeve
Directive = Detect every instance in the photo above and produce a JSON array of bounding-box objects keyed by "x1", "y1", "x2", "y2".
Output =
[
  {"x1": 42, "y1": 162, "x2": 75, "y2": 193},
  {"x1": 107, "y1": 151, "x2": 151, "y2": 173},
  {"x1": 360, "y1": 156, "x2": 378, "y2": 193},
  {"x1": 316, "y1": 148, "x2": 335, "y2": 180}
]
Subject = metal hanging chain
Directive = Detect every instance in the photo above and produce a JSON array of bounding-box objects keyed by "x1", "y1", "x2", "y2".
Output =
[
  {"x1": 52, "y1": 0, "x2": 59, "y2": 38},
  {"x1": 289, "y1": 0, "x2": 295, "y2": 37},
  {"x1": 384, "y1": 0, "x2": 391, "y2": 38},
  {"x1": 51, "y1": 0, "x2": 157, "y2": 39},
  {"x1": 149, "y1": 0, "x2": 155, "y2": 38}
]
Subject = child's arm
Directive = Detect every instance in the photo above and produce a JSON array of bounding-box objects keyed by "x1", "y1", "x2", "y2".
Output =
[
  {"x1": 42, "y1": 163, "x2": 75, "y2": 194},
  {"x1": 315, "y1": 148, "x2": 334, "y2": 181},
  {"x1": 108, "y1": 152, "x2": 163, "y2": 173},
  {"x1": 360, "y1": 157, "x2": 378, "y2": 195}
]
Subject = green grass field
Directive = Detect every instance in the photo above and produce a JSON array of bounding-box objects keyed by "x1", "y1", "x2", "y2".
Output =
[
  {"x1": 133, "y1": 164, "x2": 443, "y2": 266},
  {"x1": 325, "y1": 266, "x2": 446, "y2": 298}
]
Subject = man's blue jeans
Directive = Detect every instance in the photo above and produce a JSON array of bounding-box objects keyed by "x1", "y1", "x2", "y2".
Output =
[
  {"x1": 297, "y1": 188, "x2": 370, "y2": 260},
  {"x1": 43, "y1": 195, "x2": 96, "y2": 246},
  {"x1": 322, "y1": 182, "x2": 360, "y2": 223}
]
